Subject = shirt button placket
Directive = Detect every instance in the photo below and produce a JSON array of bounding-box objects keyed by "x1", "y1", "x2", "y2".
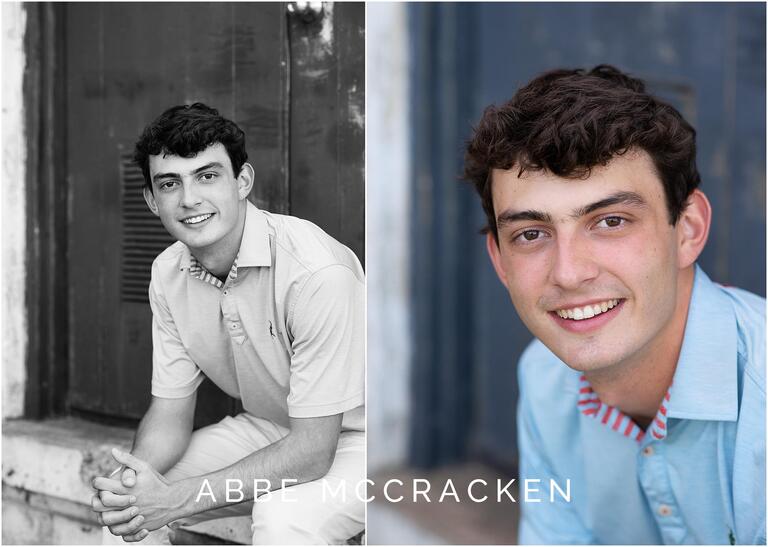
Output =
[{"x1": 638, "y1": 442, "x2": 684, "y2": 543}]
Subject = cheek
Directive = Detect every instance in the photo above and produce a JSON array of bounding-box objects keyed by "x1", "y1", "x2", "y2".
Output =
[
  {"x1": 502, "y1": 252, "x2": 550, "y2": 303},
  {"x1": 594, "y1": 229, "x2": 677, "y2": 298}
]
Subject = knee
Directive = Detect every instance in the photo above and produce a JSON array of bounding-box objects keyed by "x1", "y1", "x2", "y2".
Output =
[{"x1": 250, "y1": 494, "x2": 324, "y2": 545}]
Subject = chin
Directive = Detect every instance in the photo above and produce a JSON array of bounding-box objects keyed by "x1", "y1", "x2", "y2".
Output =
[{"x1": 543, "y1": 339, "x2": 623, "y2": 373}]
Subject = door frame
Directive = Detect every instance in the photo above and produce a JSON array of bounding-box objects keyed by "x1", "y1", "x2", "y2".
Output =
[{"x1": 23, "y1": 3, "x2": 69, "y2": 419}]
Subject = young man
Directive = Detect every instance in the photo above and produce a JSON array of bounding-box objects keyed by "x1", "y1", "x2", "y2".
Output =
[
  {"x1": 464, "y1": 66, "x2": 765, "y2": 544},
  {"x1": 90, "y1": 104, "x2": 365, "y2": 544}
]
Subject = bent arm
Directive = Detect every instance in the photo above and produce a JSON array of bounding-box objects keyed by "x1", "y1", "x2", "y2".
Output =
[{"x1": 164, "y1": 413, "x2": 342, "y2": 521}]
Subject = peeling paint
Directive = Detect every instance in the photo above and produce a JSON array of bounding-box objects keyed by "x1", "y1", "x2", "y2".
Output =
[
  {"x1": 348, "y1": 100, "x2": 364, "y2": 130},
  {"x1": 302, "y1": 68, "x2": 330, "y2": 79},
  {"x1": 2, "y1": 1, "x2": 28, "y2": 419},
  {"x1": 319, "y1": 2, "x2": 334, "y2": 47}
]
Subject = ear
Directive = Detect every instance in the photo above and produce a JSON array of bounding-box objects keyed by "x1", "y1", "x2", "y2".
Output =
[
  {"x1": 237, "y1": 163, "x2": 255, "y2": 199},
  {"x1": 676, "y1": 189, "x2": 712, "y2": 269},
  {"x1": 143, "y1": 186, "x2": 159, "y2": 217},
  {"x1": 486, "y1": 231, "x2": 509, "y2": 287}
]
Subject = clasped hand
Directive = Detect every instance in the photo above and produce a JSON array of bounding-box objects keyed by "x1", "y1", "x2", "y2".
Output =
[{"x1": 91, "y1": 448, "x2": 175, "y2": 542}]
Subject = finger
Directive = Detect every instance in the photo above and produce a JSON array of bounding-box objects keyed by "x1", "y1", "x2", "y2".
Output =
[
  {"x1": 111, "y1": 448, "x2": 147, "y2": 472},
  {"x1": 101, "y1": 506, "x2": 139, "y2": 526},
  {"x1": 108, "y1": 514, "x2": 144, "y2": 536},
  {"x1": 91, "y1": 495, "x2": 110, "y2": 513},
  {"x1": 122, "y1": 529, "x2": 149, "y2": 543},
  {"x1": 93, "y1": 476, "x2": 127, "y2": 494},
  {"x1": 121, "y1": 467, "x2": 137, "y2": 487},
  {"x1": 100, "y1": 490, "x2": 137, "y2": 508}
]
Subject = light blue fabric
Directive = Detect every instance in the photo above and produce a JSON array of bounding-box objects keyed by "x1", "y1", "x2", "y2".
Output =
[{"x1": 517, "y1": 266, "x2": 766, "y2": 544}]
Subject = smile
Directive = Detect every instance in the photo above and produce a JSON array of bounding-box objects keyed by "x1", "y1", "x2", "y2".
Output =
[
  {"x1": 181, "y1": 213, "x2": 213, "y2": 225},
  {"x1": 555, "y1": 299, "x2": 620, "y2": 321}
]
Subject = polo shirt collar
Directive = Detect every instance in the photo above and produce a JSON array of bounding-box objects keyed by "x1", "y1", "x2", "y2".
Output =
[
  {"x1": 665, "y1": 265, "x2": 738, "y2": 422},
  {"x1": 180, "y1": 200, "x2": 271, "y2": 275},
  {"x1": 234, "y1": 200, "x2": 272, "y2": 268}
]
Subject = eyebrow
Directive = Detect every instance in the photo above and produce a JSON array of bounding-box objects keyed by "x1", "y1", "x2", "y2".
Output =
[
  {"x1": 152, "y1": 162, "x2": 225, "y2": 184},
  {"x1": 573, "y1": 191, "x2": 647, "y2": 218},
  {"x1": 496, "y1": 191, "x2": 648, "y2": 228}
]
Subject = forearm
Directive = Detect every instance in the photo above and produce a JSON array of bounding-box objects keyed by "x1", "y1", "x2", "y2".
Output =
[
  {"x1": 129, "y1": 395, "x2": 196, "y2": 475},
  {"x1": 170, "y1": 421, "x2": 338, "y2": 520},
  {"x1": 131, "y1": 417, "x2": 190, "y2": 475}
]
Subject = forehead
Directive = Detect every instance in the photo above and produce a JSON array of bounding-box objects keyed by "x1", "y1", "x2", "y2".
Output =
[
  {"x1": 148, "y1": 142, "x2": 232, "y2": 175},
  {"x1": 491, "y1": 150, "x2": 666, "y2": 214}
]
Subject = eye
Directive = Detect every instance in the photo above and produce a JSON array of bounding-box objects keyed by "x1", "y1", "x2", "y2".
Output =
[
  {"x1": 199, "y1": 172, "x2": 217, "y2": 182},
  {"x1": 595, "y1": 216, "x2": 626, "y2": 229},
  {"x1": 513, "y1": 229, "x2": 547, "y2": 244},
  {"x1": 160, "y1": 180, "x2": 178, "y2": 190}
]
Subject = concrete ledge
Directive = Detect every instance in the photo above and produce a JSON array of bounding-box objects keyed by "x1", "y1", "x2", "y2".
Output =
[{"x1": 2, "y1": 417, "x2": 252, "y2": 544}]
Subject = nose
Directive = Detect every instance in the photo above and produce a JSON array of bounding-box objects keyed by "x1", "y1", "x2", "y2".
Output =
[
  {"x1": 179, "y1": 180, "x2": 202, "y2": 208},
  {"x1": 549, "y1": 234, "x2": 599, "y2": 290}
]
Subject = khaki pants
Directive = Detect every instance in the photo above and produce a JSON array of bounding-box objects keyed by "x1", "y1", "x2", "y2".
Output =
[{"x1": 102, "y1": 413, "x2": 365, "y2": 545}]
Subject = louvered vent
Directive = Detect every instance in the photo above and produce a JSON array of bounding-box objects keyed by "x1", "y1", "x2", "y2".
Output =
[{"x1": 120, "y1": 153, "x2": 176, "y2": 303}]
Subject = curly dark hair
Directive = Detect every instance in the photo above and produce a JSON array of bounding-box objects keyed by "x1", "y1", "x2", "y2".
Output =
[
  {"x1": 464, "y1": 65, "x2": 701, "y2": 240},
  {"x1": 134, "y1": 103, "x2": 248, "y2": 192}
]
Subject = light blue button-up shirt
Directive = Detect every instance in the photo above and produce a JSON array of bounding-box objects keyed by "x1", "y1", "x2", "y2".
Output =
[{"x1": 517, "y1": 266, "x2": 766, "y2": 544}]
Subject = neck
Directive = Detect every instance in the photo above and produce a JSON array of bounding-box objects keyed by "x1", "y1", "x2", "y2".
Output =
[
  {"x1": 584, "y1": 266, "x2": 695, "y2": 428},
  {"x1": 191, "y1": 202, "x2": 247, "y2": 278}
]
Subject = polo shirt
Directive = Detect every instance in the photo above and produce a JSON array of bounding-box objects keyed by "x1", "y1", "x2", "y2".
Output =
[
  {"x1": 148, "y1": 200, "x2": 365, "y2": 432},
  {"x1": 517, "y1": 266, "x2": 765, "y2": 544}
]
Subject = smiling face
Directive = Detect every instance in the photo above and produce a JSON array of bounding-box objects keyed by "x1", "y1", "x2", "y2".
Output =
[
  {"x1": 143, "y1": 143, "x2": 253, "y2": 256},
  {"x1": 486, "y1": 150, "x2": 705, "y2": 374}
]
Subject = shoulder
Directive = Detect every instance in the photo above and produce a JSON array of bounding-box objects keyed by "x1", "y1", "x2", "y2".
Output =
[
  {"x1": 265, "y1": 212, "x2": 363, "y2": 282},
  {"x1": 150, "y1": 241, "x2": 186, "y2": 280},
  {"x1": 721, "y1": 285, "x2": 766, "y2": 395}
]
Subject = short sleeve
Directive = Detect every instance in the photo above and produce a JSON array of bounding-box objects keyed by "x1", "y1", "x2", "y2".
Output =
[
  {"x1": 148, "y1": 264, "x2": 204, "y2": 399},
  {"x1": 286, "y1": 265, "x2": 365, "y2": 418}
]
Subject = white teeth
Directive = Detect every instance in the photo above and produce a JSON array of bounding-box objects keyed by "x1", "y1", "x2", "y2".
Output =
[
  {"x1": 555, "y1": 299, "x2": 620, "y2": 321},
  {"x1": 182, "y1": 214, "x2": 212, "y2": 224}
]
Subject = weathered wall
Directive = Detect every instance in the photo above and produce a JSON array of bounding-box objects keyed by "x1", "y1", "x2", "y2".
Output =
[
  {"x1": 366, "y1": 2, "x2": 411, "y2": 472},
  {"x1": 1, "y1": 1, "x2": 27, "y2": 419}
]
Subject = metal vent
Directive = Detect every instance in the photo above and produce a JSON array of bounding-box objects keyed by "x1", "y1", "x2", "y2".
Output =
[{"x1": 120, "y1": 153, "x2": 176, "y2": 303}]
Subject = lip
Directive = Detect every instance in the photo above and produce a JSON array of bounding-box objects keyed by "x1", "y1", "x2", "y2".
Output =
[
  {"x1": 179, "y1": 212, "x2": 215, "y2": 227},
  {"x1": 549, "y1": 298, "x2": 625, "y2": 334}
]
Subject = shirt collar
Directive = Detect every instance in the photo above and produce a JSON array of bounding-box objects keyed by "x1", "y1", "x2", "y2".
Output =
[
  {"x1": 665, "y1": 265, "x2": 738, "y2": 422},
  {"x1": 236, "y1": 200, "x2": 272, "y2": 268},
  {"x1": 188, "y1": 254, "x2": 238, "y2": 289},
  {"x1": 179, "y1": 200, "x2": 272, "y2": 283},
  {"x1": 575, "y1": 265, "x2": 738, "y2": 442}
]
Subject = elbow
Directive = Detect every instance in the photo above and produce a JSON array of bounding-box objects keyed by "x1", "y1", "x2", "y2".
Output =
[{"x1": 305, "y1": 446, "x2": 336, "y2": 482}]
